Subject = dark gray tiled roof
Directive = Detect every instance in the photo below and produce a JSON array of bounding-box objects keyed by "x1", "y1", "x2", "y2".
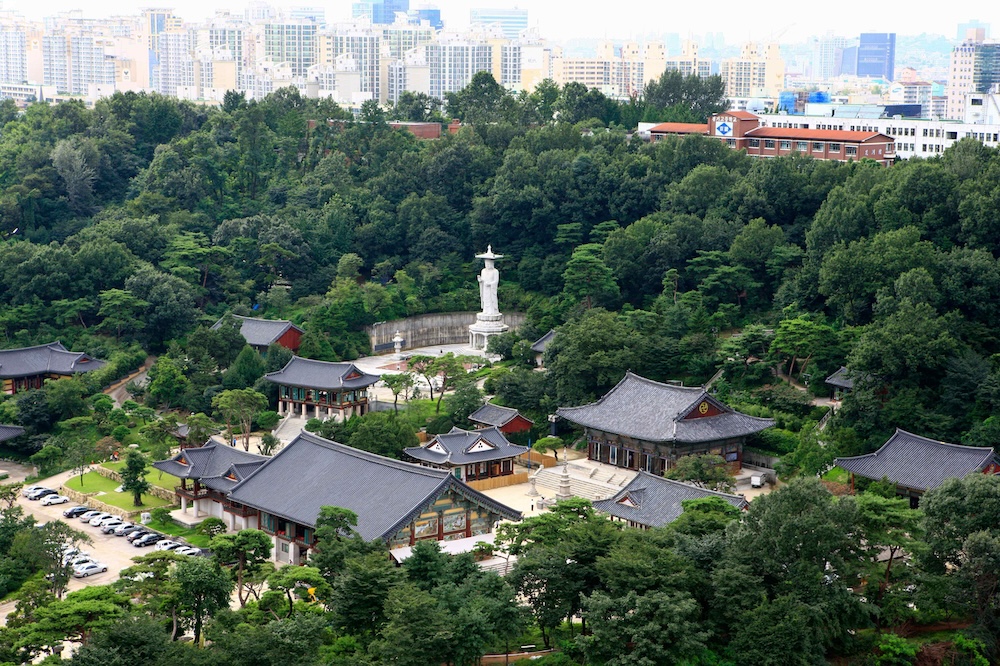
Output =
[
  {"x1": 200, "y1": 460, "x2": 266, "y2": 493},
  {"x1": 211, "y1": 315, "x2": 303, "y2": 347},
  {"x1": 530, "y1": 329, "x2": 556, "y2": 353},
  {"x1": 593, "y1": 471, "x2": 749, "y2": 528},
  {"x1": 0, "y1": 342, "x2": 106, "y2": 379},
  {"x1": 263, "y1": 356, "x2": 380, "y2": 391},
  {"x1": 825, "y1": 367, "x2": 855, "y2": 390},
  {"x1": 152, "y1": 441, "x2": 268, "y2": 481},
  {"x1": 227, "y1": 431, "x2": 521, "y2": 540},
  {"x1": 404, "y1": 426, "x2": 529, "y2": 466},
  {"x1": 834, "y1": 429, "x2": 998, "y2": 492},
  {"x1": 0, "y1": 424, "x2": 25, "y2": 443},
  {"x1": 556, "y1": 371, "x2": 774, "y2": 443},
  {"x1": 468, "y1": 403, "x2": 532, "y2": 428}
]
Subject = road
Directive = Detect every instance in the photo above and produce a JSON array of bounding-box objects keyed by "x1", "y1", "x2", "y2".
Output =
[{"x1": 104, "y1": 356, "x2": 155, "y2": 407}]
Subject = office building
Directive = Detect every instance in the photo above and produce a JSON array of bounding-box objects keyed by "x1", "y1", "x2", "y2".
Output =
[
  {"x1": 353, "y1": 0, "x2": 409, "y2": 26},
  {"x1": 857, "y1": 33, "x2": 894, "y2": 79},
  {"x1": 470, "y1": 8, "x2": 528, "y2": 40},
  {"x1": 811, "y1": 33, "x2": 848, "y2": 81},
  {"x1": 957, "y1": 20, "x2": 990, "y2": 41}
]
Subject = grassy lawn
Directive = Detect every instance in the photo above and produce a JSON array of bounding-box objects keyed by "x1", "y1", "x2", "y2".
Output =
[
  {"x1": 101, "y1": 461, "x2": 179, "y2": 492},
  {"x1": 65, "y1": 471, "x2": 174, "y2": 510},
  {"x1": 822, "y1": 466, "x2": 848, "y2": 483},
  {"x1": 144, "y1": 519, "x2": 212, "y2": 548}
]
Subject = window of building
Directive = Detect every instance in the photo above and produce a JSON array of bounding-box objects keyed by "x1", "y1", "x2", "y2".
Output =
[
  {"x1": 846, "y1": 146, "x2": 858, "y2": 156},
  {"x1": 812, "y1": 142, "x2": 824, "y2": 152},
  {"x1": 609, "y1": 446, "x2": 618, "y2": 466},
  {"x1": 749, "y1": 138, "x2": 760, "y2": 148},
  {"x1": 764, "y1": 139, "x2": 775, "y2": 148},
  {"x1": 972, "y1": 98, "x2": 983, "y2": 105},
  {"x1": 829, "y1": 143, "x2": 842, "y2": 152},
  {"x1": 780, "y1": 140, "x2": 791, "y2": 150},
  {"x1": 796, "y1": 141, "x2": 808, "y2": 152}
]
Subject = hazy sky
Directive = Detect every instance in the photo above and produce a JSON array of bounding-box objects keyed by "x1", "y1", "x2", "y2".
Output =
[{"x1": 9, "y1": 0, "x2": 997, "y2": 43}]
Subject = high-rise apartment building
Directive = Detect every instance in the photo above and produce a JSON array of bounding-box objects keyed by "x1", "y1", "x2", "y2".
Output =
[
  {"x1": 719, "y1": 42, "x2": 785, "y2": 99},
  {"x1": 947, "y1": 34, "x2": 1000, "y2": 120},
  {"x1": 0, "y1": 27, "x2": 27, "y2": 84},
  {"x1": 424, "y1": 33, "x2": 493, "y2": 99},
  {"x1": 470, "y1": 8, "x2": 528, "y2": 40},
  {"x1": 857, "y1": 33, "x2": 895, "y2": 79},
  {"x1": 552, "y1": 40, "x2": 666, "y2": 98},
  {"x1": 263, "y1": 19, "x2": 317, "y2": 76},
  {"x1": 664, "y1": 40, "x2": 711, "y2": 79},
  {"x1": 153, "y1": 30, "x2": 194, "y2": 96}
]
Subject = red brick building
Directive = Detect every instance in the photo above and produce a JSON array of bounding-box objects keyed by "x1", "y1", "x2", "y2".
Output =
[{"x1": 649, "y1": 110, "x2": 896, "y2": 166}]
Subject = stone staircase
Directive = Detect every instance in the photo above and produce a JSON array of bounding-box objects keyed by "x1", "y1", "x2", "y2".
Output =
[
  {"x1": 531, "y1": 464, "x2": 635, "y2": 502},
  {"x1": 272, "y1": 415, "x2": 309, "y2": 444}
]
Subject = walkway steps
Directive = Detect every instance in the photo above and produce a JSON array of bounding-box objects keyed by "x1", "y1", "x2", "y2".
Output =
[{"x1": 531, "y1": 466, "x2": 635, "y2": 502}]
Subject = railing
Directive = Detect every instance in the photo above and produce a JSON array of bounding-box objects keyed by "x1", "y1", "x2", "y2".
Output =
[
  {"x1": 704, "y1": 367, "x2": 725, "y2": 391},
  {"x1": 175, "y1": 485, "x2": 210, "y2": 500},
  {"x1": 224, "y1": 503, "x2": 259, "y2": 517},
  {"x1": 817, "y1": 407, "x2": 834, "y2": 431}
]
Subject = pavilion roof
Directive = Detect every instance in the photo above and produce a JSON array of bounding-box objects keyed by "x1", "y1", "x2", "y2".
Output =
[
  {"x1": 834, "y1": 429, "x2": 998, "y2": 491},
  {"x1": 227, "y1": 431, "x2": 521, "y2": 540},
  {"x1": 468, "y1": 403, "x2": 533, "y2": 428},
  {"x1": 593, "y1": 471, "x2": 748, "y2": 528},
  {"x1": 263, "y1": 356, "x2": 379, "y2": 391},
  {"x1": 211, "y1": 315, "x2": 303, "y2": 347},
  {"x1": 152, "y1": 441, "x2": 268, "y2": 481},
  {"x1": 404, "y1": 426, "x2": 528, "y2": 466},
  {"x1": 556, "y1": 371, "x2": 773, "y2": 443},
  {"x1": 0, "y1": 342, "x2": 106, "y2": 379}
]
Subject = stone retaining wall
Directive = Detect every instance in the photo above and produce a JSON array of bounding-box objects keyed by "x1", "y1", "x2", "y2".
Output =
[
  {"x1": 367, "y1": 311, "x2": 526, "y2": 352},
  {"x1": 59, "y1": 485, "x2": 146, "y2": 521}
]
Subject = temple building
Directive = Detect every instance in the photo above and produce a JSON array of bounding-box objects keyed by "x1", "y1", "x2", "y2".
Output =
[
  {"x1": 468, "y1": 403, "x2": 534, "y2": 435},
  {"x1": 403, "y1": 426, "x2": 529, "y2": 481},
  {"x1": 224, "y1": 431, "x2": 522, "y2": 564},
  {"x1": 0, "y1": 342, "x2": 106, "y2": 394},
  {"x1": 824, "y1": 366, "x2": 856, "y2": 400},
  {"x1": 211, "y1": 314, "x2": 304, "y2": 353},
  {"x1": 593, "y1": 471, "x2": 749, "y2": 529},
  {"x1": 556, "y1": 371, "x2": 774, "y2": 473},
  {"x1": 834, "y1": 429, "x2": 1000, "y2": 506},
  {"x1": 153, "y1": 441, "x2": 269, "y2": 531},
  {"x1": 0, "y1": 424, "x2": 25, "y2": 446},
  {"x1": 264, "y1": 356, "x2": 380, "y2": 420},
  {"x1": 530, "y1": 329, "x2": 556, "y2": 367}
]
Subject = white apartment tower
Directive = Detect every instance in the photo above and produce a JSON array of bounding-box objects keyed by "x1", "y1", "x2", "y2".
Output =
[{"x1": 0, "y1": 27, "x2": 27, "y2": 84}]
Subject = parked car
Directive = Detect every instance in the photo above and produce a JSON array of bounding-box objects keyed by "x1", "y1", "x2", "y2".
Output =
[
  {"x1": 133, "y1": 533, "x2": 162, "y2": 548},
  {"x1": 88, "y1": 513, "x2": 113, "y2": 526},
  {"x1": 64, "y1": 553, "x2": 93, "y2": 567},
  {"x1": 73, "y1": 561, "x2": 108, "y2": 578},
  {"x1": 40, "y1": 494, "x2": 70, "y2": 506},
  {"x1": 27, "y1": 488, "x2": 57, "y2": 501},
  {"x1": 78, "y1": 511, "x2": 102, "y2": 522},
  {"x1": 61, "y1": 546, "x2": 80, "y2": 560},
  {"x1": 101, "y1": 520, "x2": 126, "y2": 534},
  {"x1": 154, "y1": 540, "x2": 183, "y2": 551},
  {"x1": 22, "y1": 485, "x2": 46, "y2": 497},
  {"x1": 94, "y1": 515, "x2": 121, "y2": 527},
  {"x1": 127, "y1": 529, "x2": 152, "y2": 542},
  {"x1": 116, "y1": 524, "x2": 141, "y2": 537},
  {"x1": 63, "y1": 506, "x2": 91, "y2": 518},
  {"x1": 174, "y1": 546, "x2": 203, "y2": 557}
]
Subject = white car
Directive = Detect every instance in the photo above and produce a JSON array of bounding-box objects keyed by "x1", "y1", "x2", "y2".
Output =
[
  {"x1": 40, "y1": 494, "x2": 70, "y2": 506},
  {"x1": 73, "y1": 561, "x2": 108, "y2": 578},
  {"x1": 174, "y1": 546, "x2": 203, "y2": 557},
  {"x1": 113, "y1": 523, "x2": 136, "y2": 536},
  {"x1": 101, "y1": 519, "x2": 125, "y2": 534},
  {"x1": 88, "y1": 513, "x2": 113, "y2": 526},
  {"x1": 26, "y1": 488, "x2": 56, "y2": 501},
  {"x1": 21, "y1": 485, "x2": 46, "y2": 497},
  {"x1": 154, "y1": 540, "x2": 184, "y2": 551},
  {"x1": 95, "y1": 515, "x2": 121, "y2": 527},
  {"x1": 78, "y1": 510, "x2": 102, "y2": 522}
]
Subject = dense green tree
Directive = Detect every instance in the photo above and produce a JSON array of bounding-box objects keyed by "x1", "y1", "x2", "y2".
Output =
[{"x1": 173, "y1": 557, "x2": 234, "y2": 644}]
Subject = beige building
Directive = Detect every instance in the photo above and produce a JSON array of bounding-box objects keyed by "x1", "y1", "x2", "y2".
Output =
[
  {"x1": 720, "y1": 42, "x2": 785, "y2": 99},
  {"x1": 946, "y1": 30, "x2": 1000, "y2": 120},
  {"x1": 552, "y1": 40, "x2": 667, "y2": 98}
]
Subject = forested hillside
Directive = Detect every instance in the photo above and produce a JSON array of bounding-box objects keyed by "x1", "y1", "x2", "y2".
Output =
[{"x1": 5, "y1": 74, "x2": 1000, "y2": 665}]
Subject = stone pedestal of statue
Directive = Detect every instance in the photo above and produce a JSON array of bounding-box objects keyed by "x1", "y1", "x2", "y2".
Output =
[{"x1": 469, "y1": 245, "x2": 509, "y2": 350}]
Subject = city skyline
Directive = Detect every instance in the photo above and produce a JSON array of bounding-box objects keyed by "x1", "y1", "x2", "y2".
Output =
[{"x1": 6, "y1": 0, "x2": 996, "y2": 43}]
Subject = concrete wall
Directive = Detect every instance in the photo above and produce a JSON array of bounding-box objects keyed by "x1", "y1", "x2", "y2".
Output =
[{"x1": 367, "y1": 311, "x2": 526, "y2": 352}]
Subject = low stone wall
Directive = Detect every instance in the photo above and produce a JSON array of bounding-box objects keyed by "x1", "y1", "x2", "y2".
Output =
[
  {"x1": 59, "y1": 485, "x2": 146, "y2": 520},
  {"x1": 94, "y1": 464, "x2": 177, "y2": 502},
  {"x1": 367, "y1": 311, "x2": 526, "y2": 352}
]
